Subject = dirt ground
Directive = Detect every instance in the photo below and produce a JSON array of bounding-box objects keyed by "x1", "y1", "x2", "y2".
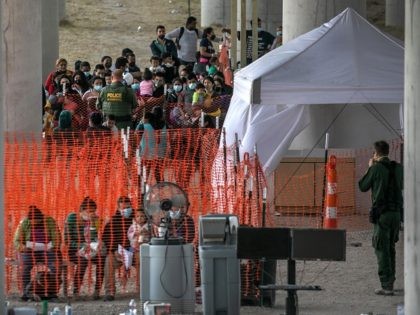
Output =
[
  {"x1": 7, "y1": 229, "x2": 404, "y2": 315},
  {"x1": 6, "y1": 1, "x2": 405, "y2": 314},
  {"x1": 58, "y1": 0, "x2": 401, "y2": 71}
]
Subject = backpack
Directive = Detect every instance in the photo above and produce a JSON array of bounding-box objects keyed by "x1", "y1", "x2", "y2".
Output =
[
  {"x1": 24, "y1": 271, "x2": 61, "y2": 301},
  {"x1": 175, "y1": 26, "x2": 199, "y2": 49}
]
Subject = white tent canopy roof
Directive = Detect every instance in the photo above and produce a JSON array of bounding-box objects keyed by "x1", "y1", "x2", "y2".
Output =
[{"x1": 223, "y1": 8, "x2": 404, "y2": 174}]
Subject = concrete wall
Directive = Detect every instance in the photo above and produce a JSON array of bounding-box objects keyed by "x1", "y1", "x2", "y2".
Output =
[
  {"x1": 283, "y1": 0, "x2": 366, "y2": 43},
  {"x1": 386, "y1": 0, "x2": 404, "y2": 27},
  {"x1": 201, "y1": 0, "x2": 282, "y2": 35},
  {"x1": 3, "y1": 0, "x2": 43, "y2": 133},
  {"x1": 42, "y1": 0, "x2": 59, "y2": 82},
  {"x1": 58, "y1": 0, "x2": 66, "y2": 21}
]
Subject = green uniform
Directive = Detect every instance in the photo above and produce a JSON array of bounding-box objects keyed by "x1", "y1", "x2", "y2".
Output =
[
  {"x1": 358, "y1": 157, "x2": 403, "y2": 290},
  {"x1": 96, "y1": 81, "x2": 137, "y2": 129}
]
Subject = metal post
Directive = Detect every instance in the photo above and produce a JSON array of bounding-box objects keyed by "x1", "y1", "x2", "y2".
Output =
[
  {"x1": 230, "y1": 0, "x2": 238, "y2": 70},
  {"x1": 251, "y1": 0, "x2": 258, "y2": 62},
  {"x1": 240, "y1": 0, "x2": 247, "y2": 67},
  {"x1": 286, "y1": 259, "x2": 297, "y2": 315}
]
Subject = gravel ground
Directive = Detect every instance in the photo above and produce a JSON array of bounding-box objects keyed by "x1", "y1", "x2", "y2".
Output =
[{"x1": 7, "y1": 229, "x2": 404, "y2": 315}]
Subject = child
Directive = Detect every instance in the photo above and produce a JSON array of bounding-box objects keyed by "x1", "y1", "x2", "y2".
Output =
[
  {"x1": 192, "y1": 82, "x2": 206, "y2": 107},
  {"x1": 102, "y1": 114, "x2": 118, "y2": 135},
  {"x1": 149, "y1": 55, "x2": 164, "y2": 74},
  {"x1": 161, "y1": 52, "x2": 176, "y2": 84},
  {"x1": 127, "y1": 209, "x2": 151, "y2": 252},
  {"x1": 43, "y1": 103, "x2": 55, "y2": 135},
  {"x1": 139, "y1": 68, "x2": 154, "y2": 97}
]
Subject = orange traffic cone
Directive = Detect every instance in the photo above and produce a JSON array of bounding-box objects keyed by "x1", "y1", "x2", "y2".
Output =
[{"x1": 324, "y1": 155, "x2": 338, "y2": 229}]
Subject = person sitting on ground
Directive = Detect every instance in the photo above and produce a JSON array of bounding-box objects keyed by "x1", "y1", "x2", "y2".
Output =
[
  {"x1": 102, "y1": 196, "x2": 134, "y2": 301},
  {"x1": 102, "y1": 114, "x2": 118, "y2": 135},
  {"x1": 127, "y1": 209, "x2": 151, "y2": 253},
  {"x1": 64, "y1": 197, "x2": 106, "y2": 300},
  {"x1": 14, "y1": 206, "x2": 62, "y2": 301},
  {"x1": 86, "y1": 112, "x2": 111, "y2": 134}
]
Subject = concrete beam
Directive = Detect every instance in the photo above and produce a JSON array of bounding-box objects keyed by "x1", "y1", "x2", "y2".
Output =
[
  {"x1": 3, "y1": 0, "x2": 42, "y2": 133},
  {"x1": 42, "y1": 0, "x2": 59, "y2": 82},
  {"x1": 404, "y1": 0, "x2": 420, "y2": 313},
  {"x1": 0, "y1": 0, "x2": 5, "y2": 312},
  {"x1": 58, "y1": 0, "x2": 66, "y2": 22},
  {"x1": 386, "y1": 0, "x2": 404, "y2": 27},
  {"x1": 283, "y1": 0, "x2": 366, "y2": 43}
]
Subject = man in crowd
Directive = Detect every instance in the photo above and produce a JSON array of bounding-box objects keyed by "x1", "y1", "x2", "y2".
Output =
[
  {"x1": 165, "y1": 16, "x2": 202, "y2": 71},
  {"x1": 150, "y1": 25, "x2": 179, "y2": 64},
  {"x1": 358, "y1": 140, "x2": 403, "y2": 296}
]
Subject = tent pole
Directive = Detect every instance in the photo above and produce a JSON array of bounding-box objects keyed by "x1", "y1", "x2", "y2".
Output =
[
  {"x1": 320, "y1": 133, "x2": 329, "y2": 227},
  {"x1": 251, "y1": 0, "x2": 258, "y2": 62},
  {"x1": 240, "y1": 0, "x2": 247, "y2": 67}
]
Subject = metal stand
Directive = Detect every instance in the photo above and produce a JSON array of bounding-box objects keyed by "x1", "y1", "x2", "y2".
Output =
[{"x1": 285, "y1": 259, "x2": 298, "y2": 315}]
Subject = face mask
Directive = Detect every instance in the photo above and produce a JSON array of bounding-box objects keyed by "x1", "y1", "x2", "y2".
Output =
[
  {"x1": 74, "y1": 79, "x2": 81, "y2": 84},
  {"x1": 84, "y1": 71, "x2": 90, "y2": 77},
  {"x1": 276, "y1": 31, "x2": 282, "y2": 36},
  {"x1": 81, "y1": 212, "x2": 90, "y2": 221},
  {"x1": 165, "y1": 63, "x2": 173, "y2": 67},
  {"x1": 210, "y1": 34, "x2": 216, "y2": 41},
  {"x1": 93, "y1": 85, "x2": 102, "y2": 92},
  {"x1": 149, "y1": 66, "x2": 156, "y2": 72},
  {"x1": 158, "y1": 34, "x2": 165, "y2": 40},
  {"x1": 173, "y1": 85, "x2": 182, "y2": 93},
  {"x1": 169, "y1": 209, "x2": 181, "y2": 220},
  {"x1": 131, "y1": 83, "x2": 140, "y2": 91},
  {"x1": 188, "y1": 83, "x2": 197, "y2": 90},
  {"x1": 122, "y1": 207, "x2": 133, "y2": 218}
]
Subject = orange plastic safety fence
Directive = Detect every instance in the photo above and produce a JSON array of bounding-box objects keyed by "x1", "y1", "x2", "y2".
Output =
[
  {"x1": 4, "y1": 129, "x2": 268, "y2": 299},
  {"x1": 5, "y1": 129, "x2": 400, "y2": 300}
]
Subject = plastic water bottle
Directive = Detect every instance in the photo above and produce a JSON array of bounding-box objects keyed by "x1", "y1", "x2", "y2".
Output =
[
  {"x1": 397, "y1": 304, "x2": 404, "y2": 315},
  {"x1": 65, "y1": 303, "x2": 72, "y2": 315},
  {"x1": 129, "y1": 299, "x2": 137, "y2": 314}
]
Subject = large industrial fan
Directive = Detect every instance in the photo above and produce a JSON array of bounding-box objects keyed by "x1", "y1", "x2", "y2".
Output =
[{"x1": 140, "y1": 182, "x2": 195, "y2": 314}]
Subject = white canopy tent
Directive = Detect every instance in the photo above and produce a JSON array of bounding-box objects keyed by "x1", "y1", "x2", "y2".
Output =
[{"x1": 223, "y1": 8, "x2": 404, "y2": 174}]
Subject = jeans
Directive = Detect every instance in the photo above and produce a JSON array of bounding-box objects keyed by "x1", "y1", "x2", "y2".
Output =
[
  {"x1": 68, "y1": 249, "x2": 105, "y2": 294},
  {"x1": 19, "y1": 251, "x2": 61, "y2": 290}
]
